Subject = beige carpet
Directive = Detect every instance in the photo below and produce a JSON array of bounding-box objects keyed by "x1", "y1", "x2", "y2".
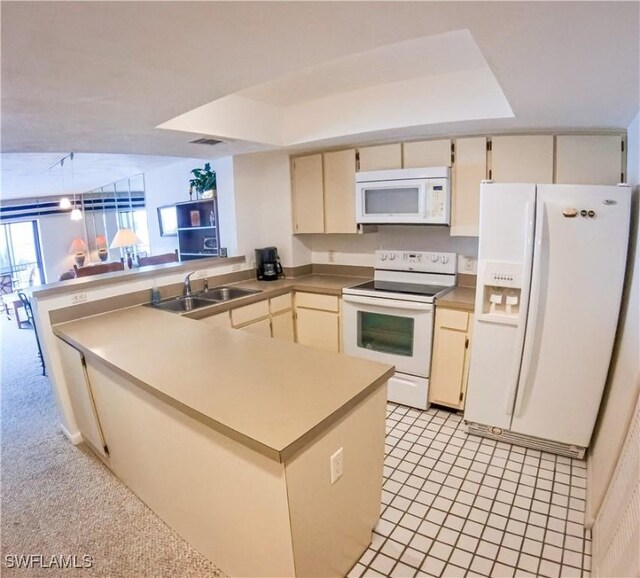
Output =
[{"x1": 0, "y1": 315, "x2": 227, "y2": 577}]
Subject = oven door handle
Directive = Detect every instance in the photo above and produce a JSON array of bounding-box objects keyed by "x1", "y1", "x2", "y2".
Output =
[{"x1": 342, "y1": 294, "x2": 433, "y2": 311}]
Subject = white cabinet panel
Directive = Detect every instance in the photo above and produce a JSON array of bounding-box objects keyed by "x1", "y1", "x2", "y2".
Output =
[
  {"x1": 403, "y1": 139, "x2": 451, "y2": 168},
  {"x1": 324, "y1": 149, "x2": 357, "y2": 234},
  {"x1": 452, "y1": 137, "x2": 486, "y2": 237},
  {"x1": 296, "y1": 308, "x2": 340, "y2": 353},
  {"x1": 292, "y1": 154, "x2": 324, "y2": 233},
  {"x1": 555, "y1": 135, "x2": 623, "y2": 185},
  {"x1": 491, "y1": 135, "x2": 554, "y2": 183},
  {"x1": 357, "y1": 144, "x2": 402, "y2": 171}
]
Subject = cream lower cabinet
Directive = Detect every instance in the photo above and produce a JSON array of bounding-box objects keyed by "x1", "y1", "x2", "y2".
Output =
[
  {"x1": 271, "y1": 293, "x2": 295, "y2": 341},
  {"x1": 428, "y1": 308, "x2": 473, "y2": 411},
  {"x1": 294, "y1": 292, "x2": 341, "y2": 353}
]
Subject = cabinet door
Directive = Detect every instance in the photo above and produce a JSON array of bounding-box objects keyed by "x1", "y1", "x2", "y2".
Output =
[
  {"x1": 403, "y1": 139, "x2": 452, "y2": 168},
  {"x1": 292, "y1": 154, "x2": 324, "y2": 233},
  {"x1": 271, "y1": 310, "x2": 295, "y2": 342},
  {"x1": 323, "y1": 149, "x2": 357, "y2": 234},
  {"x1": 357, "y1": 144, "x2": 402, "y2": 171},
  {"x1": 428, "y1": 309, "x2": 470, "y2": 409},
  {"x1": 238, "y1": 317, "x2": 272, "y2": 337},
  {"x1": 451, "y1": 137, "x2": 487, "y2": 237},
  {"x1": 296, "y1": 308, "x2": 339, "y2": 352},
  {"x1": 58, "y1": 340, "x2": 107, "y2": 456},
  {"x1": 555, "y1": 135, "x2": 623, "y2": 185},
  {"x1": 491, "y1": 135, "x2": 554, "y2": 183}
]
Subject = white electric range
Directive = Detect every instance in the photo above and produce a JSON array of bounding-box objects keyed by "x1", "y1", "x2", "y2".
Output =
[{"x1": 342, "y1": 250, "x2": 457, "y2": 410}]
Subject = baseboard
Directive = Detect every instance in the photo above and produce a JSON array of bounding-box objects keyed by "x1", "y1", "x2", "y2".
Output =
[{"x1": 59, "y1": 422, "x2": 82, "y2": 445}]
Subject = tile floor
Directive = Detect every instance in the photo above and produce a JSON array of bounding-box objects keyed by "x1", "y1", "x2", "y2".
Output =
[{"x1": 349, "y1": 404, "x2": 591, "y2": 578}]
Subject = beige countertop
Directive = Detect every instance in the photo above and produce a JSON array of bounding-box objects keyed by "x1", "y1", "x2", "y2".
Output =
[
  {"x1": 436, "y1": 286, "x2": 476, "y2": 312},
  {"x1": 54, "y1": 305, "x2": 393, "y2": 463}
]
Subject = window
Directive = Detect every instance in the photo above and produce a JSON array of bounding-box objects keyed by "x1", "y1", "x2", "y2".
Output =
[{"x1": 0, "y1": 221, "x2": 45, "y2": 289}]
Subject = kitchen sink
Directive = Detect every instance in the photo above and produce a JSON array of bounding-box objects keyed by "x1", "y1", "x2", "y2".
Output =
[
  {"x1": 151, "y1": 285, "x2": 262, "y2": 313},
  {"x1": 152, "y1": 295, "x2": 221, "y2": 312},
  {"x1": 196, "y1": 286, "x2": 262, "y2": 302}
]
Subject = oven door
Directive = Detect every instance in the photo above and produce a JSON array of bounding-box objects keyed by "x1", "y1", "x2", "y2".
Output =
[{"x1": 342, "y1": 294, "x2": 434, "y2": 377}]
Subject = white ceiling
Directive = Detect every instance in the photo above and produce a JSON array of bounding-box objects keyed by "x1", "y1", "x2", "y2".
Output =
[{"x1": 1, "y1": 1, "x2": 638, "y2": 199}]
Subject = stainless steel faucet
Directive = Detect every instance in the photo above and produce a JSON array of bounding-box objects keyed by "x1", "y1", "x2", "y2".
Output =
[{"x1": 183, "y1": 271, "x2": 196, "y2": 297}]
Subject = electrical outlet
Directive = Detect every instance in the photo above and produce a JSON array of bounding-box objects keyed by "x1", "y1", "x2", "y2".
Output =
[
  {"x1": 330, "y1": 447, "x2": 343, "y2": 484},
  {"x1": 70, "y1": 293, "x2": 87, "y2": 305},
  {"x1": 458, "y1": 255, "x2": 477, "y2": 275},
  {"x1": 328, "y1": 250, "x2": 335, "y2": 263}
]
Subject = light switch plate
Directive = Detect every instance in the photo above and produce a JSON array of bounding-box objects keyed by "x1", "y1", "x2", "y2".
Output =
[{"x1": 330, "y1": 447, "x2": 343, "y2": 484}]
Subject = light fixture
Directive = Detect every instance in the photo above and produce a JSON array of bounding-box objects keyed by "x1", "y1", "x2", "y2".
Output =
[
  {"x1": 110, "y1": 228, "x2": 142, "y2": 269},
  {"x1": 59, "y1": 197, "x2": 72, "y2": 210},
  {"x1": 69, "y1": 238, "x2": 87, "y2": 267},
  {"x1": 69, "y1": 154, "x2": 83, "y2": 221}
]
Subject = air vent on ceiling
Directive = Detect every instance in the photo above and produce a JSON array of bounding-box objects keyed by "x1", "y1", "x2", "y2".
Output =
[{"x1": 190, "y1": 138, "x2": 225, "y2": 146}]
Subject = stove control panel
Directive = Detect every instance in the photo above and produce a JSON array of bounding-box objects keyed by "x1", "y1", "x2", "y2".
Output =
[{"x1": 375, "y1": 250, "x2": 457, "y2": 274}]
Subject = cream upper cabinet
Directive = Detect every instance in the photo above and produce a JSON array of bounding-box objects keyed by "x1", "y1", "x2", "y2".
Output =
[
  {"x1": 555, "y1": 135, "x2": 623, "y2": 185},
  {"x1": 357, "y1": 144, "x2": 402, "y2": 171},
  {"x1": 323, "y1": 149, "x2": 357, "y2": 234},
  {"x1": 403, "y1": 139, "x2": 452, "y2": 168},
  {"x1": 428, "y1": 308, "x2": 473, "y2": 411},
  {"x1": 490, "y1": 135, "x2": 554, "y2": 183},
  {"x1": 292, "y1": 154, "x2": 324, "y2": 234},
  {"x1": 451, "y1": 137, "x2": 487, "y2": 237}
]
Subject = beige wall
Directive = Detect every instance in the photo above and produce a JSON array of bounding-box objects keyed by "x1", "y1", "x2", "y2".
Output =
[
  {"x1": 233, "y1": 151, "x2": 311, "y2": 268},
  {"x1": 588, "y1": 110, "x2": 640, "y2": 521}
]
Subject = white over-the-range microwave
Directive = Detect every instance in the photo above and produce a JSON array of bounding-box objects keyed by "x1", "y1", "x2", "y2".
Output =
[{"x1": 355, "y1": 166, "x2": 450, "y2": 225}]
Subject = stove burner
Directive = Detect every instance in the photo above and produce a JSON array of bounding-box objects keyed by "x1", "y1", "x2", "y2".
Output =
[{"x1": 349, "y1": 280, "x2": 450, "y2": 297}]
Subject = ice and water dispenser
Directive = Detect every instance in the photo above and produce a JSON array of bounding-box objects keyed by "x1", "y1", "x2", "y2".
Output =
[{"x1": 477, "y1": 262, "x2": 524, "y2": 323}]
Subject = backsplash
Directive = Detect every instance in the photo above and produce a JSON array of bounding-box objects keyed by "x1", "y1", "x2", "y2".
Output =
[{"x1": 303, "y1": 226, "x2": 479, "y2": 274}]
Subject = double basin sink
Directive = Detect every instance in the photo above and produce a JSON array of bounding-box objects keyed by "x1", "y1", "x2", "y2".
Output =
[{"x1": 153, "y1": 286, "x2": 262, "y2": 313}]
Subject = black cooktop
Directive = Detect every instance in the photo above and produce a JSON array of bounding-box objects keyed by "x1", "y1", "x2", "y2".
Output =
[{"x1": 349, "y1": 280, "x2": 450, "y2": 297}]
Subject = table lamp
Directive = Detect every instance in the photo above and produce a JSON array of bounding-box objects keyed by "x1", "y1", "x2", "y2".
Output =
[
  {"x1": 95, "y1": 235, "x2": 108, "y2": 262},
  {"x1": 110, "y1": 228, "x2": 142, "y2": 269},
  {"x1": 69, "y1": 238, "x2": 87, "y2": 267}
]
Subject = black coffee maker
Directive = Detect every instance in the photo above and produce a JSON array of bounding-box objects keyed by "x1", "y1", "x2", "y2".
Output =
[{"x1": 255, "y1": 246, "x2": 284, "y2": 281}]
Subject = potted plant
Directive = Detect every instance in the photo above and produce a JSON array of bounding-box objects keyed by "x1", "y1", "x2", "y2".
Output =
[{"x1": 189, "y1": 163, "x2": 217, "y2": 200}]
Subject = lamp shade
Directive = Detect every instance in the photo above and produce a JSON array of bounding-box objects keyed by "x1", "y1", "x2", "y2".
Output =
[
  {"x1": 110, "y1": 228, "x2": 142, "y2": 249},
  {"x1": 69, "y1": 238, "x2": 87, "y2": 254}
]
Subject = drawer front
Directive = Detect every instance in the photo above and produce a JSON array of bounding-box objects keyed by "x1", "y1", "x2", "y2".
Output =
[
  {"x1": 231, "y1": 299, "x2": 270, "y2": 327},
  {"x1": 270, "y1": 293, "x2": 293, "y2": 313},
  {"x1": 295, "y1": 292, "x2": 339, "y2": 312},
  {"x1": 437, "y1": 308, "x2": 469, "y2": 331},
  {"x1": 200, "y1": 311, "x2": 231, "y2": 328},
  {"x1": 238, "y1": 317, "x2": 272, "y2": 337}
]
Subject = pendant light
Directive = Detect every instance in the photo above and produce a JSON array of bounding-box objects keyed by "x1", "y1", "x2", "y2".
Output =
[
  {"x1": 68, "y1": 153, "x2": 83, "y2": 221},
  {"x1": 58, "y1": 156, "x2": 71, "y2": 209}
]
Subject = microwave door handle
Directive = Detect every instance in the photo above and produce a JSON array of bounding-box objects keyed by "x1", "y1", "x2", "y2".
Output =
[{"x1": 342, "y1": 294, "x2": 433, "y2": 311}]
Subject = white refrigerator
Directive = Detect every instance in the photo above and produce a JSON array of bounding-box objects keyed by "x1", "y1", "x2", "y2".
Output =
[{"x1": 464, "y1": 182, "x2": 631, "y2": 458}]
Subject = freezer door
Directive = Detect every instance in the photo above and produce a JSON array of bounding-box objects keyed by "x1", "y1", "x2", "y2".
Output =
[
  {"x1": 464, "y1": 183, "x2": 536, "y2": 429},
  {"x1": 511, "y1": 184, "x2": 631, "y2": 447}
]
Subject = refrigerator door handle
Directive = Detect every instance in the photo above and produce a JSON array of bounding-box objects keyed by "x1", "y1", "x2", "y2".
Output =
[
  {"x1": 504, "y1": 196, "x2": 536, "y2": 416},
  {"x1": 514, "y1": 205, "x2": 547, "y2": 417}
]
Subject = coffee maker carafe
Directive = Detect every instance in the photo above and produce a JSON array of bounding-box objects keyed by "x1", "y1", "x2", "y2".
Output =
[{"x1": 255, "y1": 246, "x2": 283, "y2": 281}]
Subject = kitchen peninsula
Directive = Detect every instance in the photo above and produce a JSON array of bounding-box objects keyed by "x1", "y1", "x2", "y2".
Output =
[{"x1": 54, "y1": 304, "x2": 394, "y2": 578}]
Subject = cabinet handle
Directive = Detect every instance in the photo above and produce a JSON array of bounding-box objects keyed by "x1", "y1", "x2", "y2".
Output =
[{"x1": 465, "y1": 337, "x2": 469, "y2": 349}]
